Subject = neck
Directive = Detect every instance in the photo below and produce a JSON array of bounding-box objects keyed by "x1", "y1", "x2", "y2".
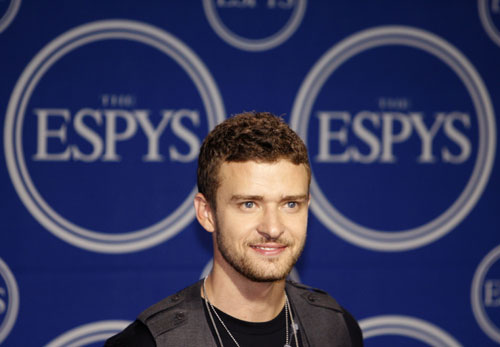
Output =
[{"x1": 202, "y1": 261, "x2": 287, "y2": 322}]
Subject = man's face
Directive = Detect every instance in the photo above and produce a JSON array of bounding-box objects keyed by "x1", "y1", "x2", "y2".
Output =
[{"x1": 212, "y1": 159, "x2": 310, "y2": 282}]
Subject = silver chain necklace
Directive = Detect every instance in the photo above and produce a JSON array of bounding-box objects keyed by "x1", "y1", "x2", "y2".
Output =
[{"x1": 202, "y1": 277, "x2": 299, "y2": 347}]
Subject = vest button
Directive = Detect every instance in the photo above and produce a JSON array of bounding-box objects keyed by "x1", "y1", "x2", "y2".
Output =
[{"x1": 174, "y1": 311, "x2": 185, "y2": 324}]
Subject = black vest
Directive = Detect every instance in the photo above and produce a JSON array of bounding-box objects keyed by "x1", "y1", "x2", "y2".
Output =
[{"x1": 138, "y1": 280, "x2": 354, "y2": 346}]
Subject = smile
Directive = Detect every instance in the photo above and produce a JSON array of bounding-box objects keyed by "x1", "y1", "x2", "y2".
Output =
[{"x1": 250, "y1": 244, "x2": 287, "y2": 256}]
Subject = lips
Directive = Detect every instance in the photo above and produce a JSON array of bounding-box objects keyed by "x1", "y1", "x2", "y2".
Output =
[{"x1": 250, "y1": 243, "x2": 287, "y2": 256}]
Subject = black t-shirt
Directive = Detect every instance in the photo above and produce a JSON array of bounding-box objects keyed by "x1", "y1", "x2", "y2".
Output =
[{"x1": 204, "y1": 299, "x2": 300, "y2": 347}]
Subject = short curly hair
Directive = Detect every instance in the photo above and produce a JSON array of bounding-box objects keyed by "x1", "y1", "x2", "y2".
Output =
[{"x1": 197, "y1": 111, "x2": 311, "y2": 209}]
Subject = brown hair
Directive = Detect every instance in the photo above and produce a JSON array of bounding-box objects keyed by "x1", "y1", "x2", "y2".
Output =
[{"x1": 197, "y1": 111, "x2": 311, "y2": 209}]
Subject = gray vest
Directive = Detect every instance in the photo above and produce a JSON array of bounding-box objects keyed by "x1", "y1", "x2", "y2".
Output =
[{"x1": 138, "y1": 280, "x2": 353, "y2": 346}]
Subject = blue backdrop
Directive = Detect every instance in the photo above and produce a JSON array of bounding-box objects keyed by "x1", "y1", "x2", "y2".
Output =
[{"x1": 1, "y1": 1, "x2": 499, "y2": 345}]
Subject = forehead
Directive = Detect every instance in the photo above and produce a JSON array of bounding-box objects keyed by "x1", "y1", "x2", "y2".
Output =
[{"x1": 217, "y1": 160, "x2": 309, "y2": 196}]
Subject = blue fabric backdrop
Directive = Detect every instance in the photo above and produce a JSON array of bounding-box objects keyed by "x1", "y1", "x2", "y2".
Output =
[{"x1": 1, "y1": 1, "x2": 499, "y2": 345}]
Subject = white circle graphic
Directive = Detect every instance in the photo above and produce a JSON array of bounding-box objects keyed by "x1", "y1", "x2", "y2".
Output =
[
  {"x1": 290, "y1": 25, "x2": 496, "y2": 251},
  {"x1": 4, "y1": 20, "x2": 225, "y2": 253},
  {"x1": 471, "y1": 244, "x2": 500, "y2": 343},
  {"x1": 0, "y1": 257, "x2": 19, "y2": 345},
  {"x1": 45, "y1": 320, "x2": 131, "y2": 347},
  {"x1": 479, "y1": 0, "x2": 500, "y2": 47},
  {"x1": 359, "y1": 315, "x2": 462, "y2": 346},
  {"x1": 199, "y1": 258, "x2": 301, "y2": 283},
  {"x1": 0, "y1": 0, "x2": 21, "y2": 33},
  {"x1": 202, "y1": 0, "x2": 307, "y2": 51}
]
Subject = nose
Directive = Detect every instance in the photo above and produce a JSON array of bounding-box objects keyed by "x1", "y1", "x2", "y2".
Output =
[{"x1": 257, "y1": 207, "x2": 284, "y2": 240}]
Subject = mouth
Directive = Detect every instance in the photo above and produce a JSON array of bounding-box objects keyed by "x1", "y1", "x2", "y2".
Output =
[{"x1": 250, "y1": 244, "x2": 287, "y2": 256}]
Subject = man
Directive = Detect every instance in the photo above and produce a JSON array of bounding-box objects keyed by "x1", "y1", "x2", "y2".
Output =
[{"x1": 106, "y1": 112, "x2": 363, "y2": 346}]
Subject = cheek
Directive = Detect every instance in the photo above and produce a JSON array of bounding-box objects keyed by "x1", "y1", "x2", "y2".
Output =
[
  {"x1": 222, "y1": 210, "x2": 259, "y2": 229},
  {"x1": 288, "y1": 216, "x2": 308, "y2": 238},
  {"x1": 287, "y1": 212, "x2": 308, "y2": 227},
  {"x1": 217, "y1": 213, "x2": 251, "y2": 240}
]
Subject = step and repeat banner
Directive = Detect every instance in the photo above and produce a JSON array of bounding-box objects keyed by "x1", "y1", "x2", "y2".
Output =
[{"x1": 1, "y1": 1, "x2": 499, "y2": 345}]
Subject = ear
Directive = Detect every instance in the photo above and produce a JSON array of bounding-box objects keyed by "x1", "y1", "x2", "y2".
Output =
[{"x1": 194, "y1": 193, "x2": 216, "y2": 233}]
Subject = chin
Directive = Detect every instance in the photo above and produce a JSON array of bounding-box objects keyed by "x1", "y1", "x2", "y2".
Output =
[
  {"x1": 243, "y1": 273, "x2": 288, "y2": 283},
  {"x1": 238, "y1": 265, "x2": 292, "y2": 283}
]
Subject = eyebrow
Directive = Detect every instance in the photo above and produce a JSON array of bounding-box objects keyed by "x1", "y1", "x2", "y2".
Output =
[
  {"x1": 230, "y1": 194, "x2": 309, "y2": 202},
  {"x1": 282, "y1": 194, "x2": 309, "y2": 202},
  {"x1": 230, "y1": 195, "x2": 263, "y2": 202}
]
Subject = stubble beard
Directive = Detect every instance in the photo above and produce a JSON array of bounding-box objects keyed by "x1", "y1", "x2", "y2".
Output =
[{"x1": 214, "y1": 222, "x2": 306, "y2": 283}]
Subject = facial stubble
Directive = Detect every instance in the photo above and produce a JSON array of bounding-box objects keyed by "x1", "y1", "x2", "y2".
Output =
[{"x1": 214, "y1": 219, "x2": 306, "y2": 283}]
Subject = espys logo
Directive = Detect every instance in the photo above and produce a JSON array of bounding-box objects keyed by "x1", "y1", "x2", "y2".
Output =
[
  {"x1": 4, "y1": 20, "x2": 225, "y2": 253},
  {"x1": 359, "y1": 315, "x2": 462, "y2": 346},
  {"x1": 0, "y1": 0, "x2": 21, "y2": 33},
  {"x1": 471, "y1": 244, "x2": 500, "y2": 343},
  {"x1": 479, "y1": 0, "x2": 500, "y2": 47},
  {"x1": 45, "y1": 320, "x2": 130, "y2": 347},
  {"x1": 291, "y1": 26, "x2": 496, "y2": 252},
  {"x1": 202, "y1": 0, "x2": 306, "y2": 51},
  {"x1": 0, "y1": 258, "x2": 19, "y2": 345}
]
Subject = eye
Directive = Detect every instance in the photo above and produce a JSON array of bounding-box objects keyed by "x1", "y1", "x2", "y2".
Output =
[
  {"x1": 242, "y1": 201, "x2": 255, "y2": 209},
  {"x1": 286, "y1": 201, "x2": 298, "y2": 209}
]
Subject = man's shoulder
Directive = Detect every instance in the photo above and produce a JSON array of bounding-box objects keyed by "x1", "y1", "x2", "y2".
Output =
[
  {"x1": 139, "y1": 281, "x2": 200, "y2": 318},
  {"x1": 105, "y1": 281, "x2": 203, "y2": 346},
  {"x1": 286, "y1": 281, "x2": 364, "y2": 346},
  {"x1": 285, "y1": 280, "x2": 343, "y2": 312},
  {"x1": 137, "y1": 280, "x2": 203, "y2": 338}
]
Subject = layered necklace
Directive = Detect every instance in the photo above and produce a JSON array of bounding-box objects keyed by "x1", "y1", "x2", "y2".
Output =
[{"x1": 202, "y1": 277, "x2": 299, "y2": 347}]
